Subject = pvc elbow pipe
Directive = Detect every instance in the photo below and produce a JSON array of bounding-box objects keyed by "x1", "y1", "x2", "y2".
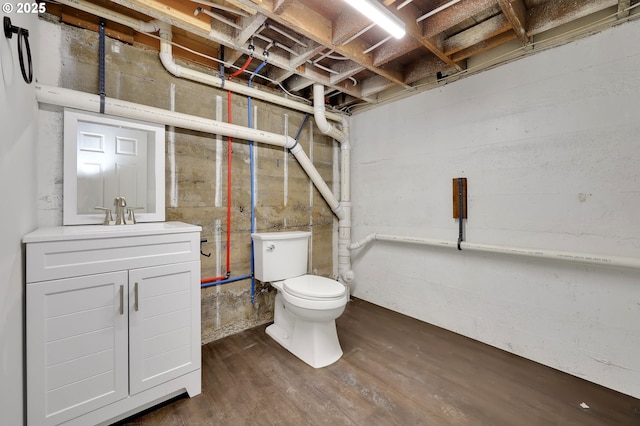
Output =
[
  {"x1": 139, "y1": 19, "x2": 162, "y2": 33},
  {"x1": 313, "y1": 84, "x2": 346, "y2": 142}
]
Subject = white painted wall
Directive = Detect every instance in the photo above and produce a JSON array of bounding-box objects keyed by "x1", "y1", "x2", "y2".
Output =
[
  {"x1": 0, "y1": 12, "x2": 39, "y2": 426},
  {"x1": 350, "y1": 20, "x2": 640, "y2": 398}
]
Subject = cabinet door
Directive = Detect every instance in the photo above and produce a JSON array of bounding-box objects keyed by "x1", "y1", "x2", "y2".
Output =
[
  {"x1": 27, "y1": 271, "x2": 129, "y2": 426},
  {"x1": 128, "y1": 261, "x2": 201, "y2": 395}
]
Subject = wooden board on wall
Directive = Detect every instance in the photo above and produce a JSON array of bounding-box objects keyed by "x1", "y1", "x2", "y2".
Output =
[{"x1": 452, "y1": 177, "x2": 467, "y2": 219}]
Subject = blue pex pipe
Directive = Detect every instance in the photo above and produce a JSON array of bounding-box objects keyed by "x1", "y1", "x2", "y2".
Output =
[
  {"x1": 201, "y1": 274, "x2": 252, "y2": 289},
  {"x1": 248, "y1": 60, "x2": 266, "y2": 305}
]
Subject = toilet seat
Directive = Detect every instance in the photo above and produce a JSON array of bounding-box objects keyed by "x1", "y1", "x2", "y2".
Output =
[{"x1": 283, "y1": 275, "x2": 346, "y2": 301}]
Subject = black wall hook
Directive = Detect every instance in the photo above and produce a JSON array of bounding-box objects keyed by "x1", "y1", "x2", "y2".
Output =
[{"x1": 4, "y1": 16, "x2": 33, "y2": 84}]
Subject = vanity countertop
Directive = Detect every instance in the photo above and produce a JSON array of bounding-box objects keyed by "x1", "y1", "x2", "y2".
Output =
[{"x1": 23, "y1": 221, "x2": 202, "y2": 243}]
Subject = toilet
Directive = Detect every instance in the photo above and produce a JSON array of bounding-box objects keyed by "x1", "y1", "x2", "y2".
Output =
[{"x1": 251, "y1": 231, "x2": 348, "y2": 368}]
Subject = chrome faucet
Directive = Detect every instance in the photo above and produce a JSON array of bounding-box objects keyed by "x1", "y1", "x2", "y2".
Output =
[{"x1": 114, "y1": 197, "x2": 127, "y2": 225}]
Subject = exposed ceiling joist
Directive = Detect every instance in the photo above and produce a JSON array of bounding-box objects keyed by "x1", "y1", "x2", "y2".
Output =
[{"x1": 46, "y1": 0, "x2": 638, "y2": 112}]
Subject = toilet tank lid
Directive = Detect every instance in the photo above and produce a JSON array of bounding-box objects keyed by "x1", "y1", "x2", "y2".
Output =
[
  {"x1": 284, "y1": 275, "x2": 345, "y2": 299},
  {"x1": 251, "y1": 231, "x2": 311, "y2": 241}
]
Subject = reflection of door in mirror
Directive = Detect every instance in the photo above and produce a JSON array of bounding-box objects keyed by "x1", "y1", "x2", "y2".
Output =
[
  {"x1": 64, "y1": 109, "x2": 164, "y2": 225},
  {"x1": 76, "y1": 122, "x2": 148, "y2": 215}
]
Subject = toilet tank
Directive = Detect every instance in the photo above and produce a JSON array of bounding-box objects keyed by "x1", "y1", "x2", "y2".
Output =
[{"x1": 251, "y1": 231, "x2": 311, "y2": 282}]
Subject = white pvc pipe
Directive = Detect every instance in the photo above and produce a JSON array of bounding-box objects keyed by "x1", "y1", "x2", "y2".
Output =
[
  {"x1": 349, "y1": 233, "x2": 640, "y2": 270},
  {"x1": 35, "y1": 85, "x2": 350, "y2": 234},
  {"x1": 289, "y1": 144, "x2": 343, "y2": 220},
  {"x1": 55, "y1": 0, "x2": 343, "y2": 122},
  {"x1": 313, "y1": 84, "x2": 347, "y2": 142},
  {"x1": 36, "y1": 84, "x2": 297, "y2": 148},
  {"x1": 312, "y1": 85, "x2": 353, "y2": 286},
  {"x1": 155, "y1": 25, "x2": 340, "y2": 121}
]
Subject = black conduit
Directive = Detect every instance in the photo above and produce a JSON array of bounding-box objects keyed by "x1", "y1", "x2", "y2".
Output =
[
  {"x1": 219, "y1": 45, "x2": 225, "y2": 89},
  {"x1": 3, "y1": 17, "x2": 33, "y2": 84},
  {"x1": 98, "y1": 18, "x2": 106, "y2": 113},
  {"x1": 288, "y1": 113, "x2": 310, "y2": 151},
  {"x1": 294, "y1": 113, "x2": 311, "y2": 142}
]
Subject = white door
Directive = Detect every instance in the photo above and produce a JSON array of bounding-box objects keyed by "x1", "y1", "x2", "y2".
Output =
[
  {"x1": 26, "y1": 272, "x2": 129, "y2": 426},
  {"x1": 128, "y1": 261, "x2": 201, "y2": 395},
  {"x1": 76, "y1": 121, "x2": 148, "y2": 214}
]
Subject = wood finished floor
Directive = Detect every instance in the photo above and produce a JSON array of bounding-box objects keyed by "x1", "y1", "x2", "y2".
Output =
[{"x1": 120, "y1": 298, "x2": 640, "y2": 425}]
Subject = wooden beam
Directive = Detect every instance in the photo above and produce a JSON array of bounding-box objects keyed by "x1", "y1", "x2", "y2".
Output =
[
  {"x1": 617, "y1": 0, "x2": 631, "y2": 19},
  {"x1": 289, "y1": 42, "x2": 325, "y2": 68},
  {"x1": 450, "y1": 30, "x2": 517, "y2": 62},
  {"x1": 227, "y1": 0, "x2": 410, "y2": 88},
  {"x1": 403, "y1": 56, "x2": 448, "y2": 85},
  {"x1": 373, "y1": 37, "x2": 422, "y2": 67},
  {"x1": 110, "y1": 0, "x2": 211, "y2": 34},
  {"x1": 221, "y1": 0, "x2": 258, "y2": 15},
  {"x1": 395, "y1": 2, "x2": 463, "y2": 70},
  {"x1": 497, "y1": 0, "x2": 528, "y2": 43},
  {"x1": 60, "y1": 12, "x2": 135, "y2": 44},
  {"x1": 443, "y1": 13, "x2": 511, "y2": 56},
  {"x1": 235, "y1": 13, "x2": 267, "y2": 44},
  {"x1": 330, "y1": 62, "x2": 365, "y2": 85},
  {"x1": 360, "y1": 75, "x2": 395, "y2": 98},
  {"x1": 268, "y1": 66, "x2": 296, "y2": 84},
  {"x1": 332, "y1": 8, "x2": 371, "y2": 46},
  {"x1": 273, "y1": 0, "x2": 295, "y2": 15},
  {"x1": 225, "y1": 13, "x2": 267, "y2": 64},
  {"x1": 422, "y1": 0, "x2": 497, "y2": 39},
  {"x1": 527, "y1": 0, "x2": 617, "y2": 36}
]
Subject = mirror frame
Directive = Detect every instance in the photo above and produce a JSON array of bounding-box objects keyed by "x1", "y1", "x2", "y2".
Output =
[{"x1": 63, "y1": 108, "x2": 165, "y2": 225}]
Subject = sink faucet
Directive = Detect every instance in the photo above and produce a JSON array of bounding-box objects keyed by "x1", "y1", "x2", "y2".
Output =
[{"x1": 114, "y1": 197, "x2": 127, "y2": 225}]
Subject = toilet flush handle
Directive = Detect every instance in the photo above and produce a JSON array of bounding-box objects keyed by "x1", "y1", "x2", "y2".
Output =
[{"x1": 266, "y1": 244, "x2": 275, "y2": 252}]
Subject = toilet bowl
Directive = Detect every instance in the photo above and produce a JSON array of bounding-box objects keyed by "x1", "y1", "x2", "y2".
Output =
[
  {"x1": 266, "y1": 275, "x2": 348, "y2": 368},
  {"x1": 251, "y1": 231, "x2": 348, "y2": 368}
]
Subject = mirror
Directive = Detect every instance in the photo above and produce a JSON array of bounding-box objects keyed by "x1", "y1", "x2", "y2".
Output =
[{"x1": 63, "y1": 109, "x2": 165, "y2": 225}]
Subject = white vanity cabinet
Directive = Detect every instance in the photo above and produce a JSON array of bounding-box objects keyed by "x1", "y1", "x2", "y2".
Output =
[{"x1": 24, "y1": 222, "x2": 202, "y2": 426}]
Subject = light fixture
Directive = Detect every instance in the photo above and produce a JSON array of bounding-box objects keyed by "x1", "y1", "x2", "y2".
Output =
[{"x1": 343, "y1": 0, "x2": 406, "y2": 39}]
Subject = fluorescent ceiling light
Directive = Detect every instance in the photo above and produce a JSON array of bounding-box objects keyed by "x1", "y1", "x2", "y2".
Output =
[{"x1": 343, "y1": 0, "x2": 406, "y2": 39}]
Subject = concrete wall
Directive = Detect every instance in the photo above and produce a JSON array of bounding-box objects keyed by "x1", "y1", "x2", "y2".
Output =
[
  {"x1": 0, "y1": 11, "x2": 39, "y2": 426},
  {"x1": 349, "y1": 20, "x2": 640, "y2": 398},
  {"x1": 36, "y1": 18, "x2": 336, "y2": 344}
]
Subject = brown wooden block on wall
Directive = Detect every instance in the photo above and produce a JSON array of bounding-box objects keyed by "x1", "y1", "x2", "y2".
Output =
[{"x1": 452, "y1": 178, "x2": 467, "y2": 219}]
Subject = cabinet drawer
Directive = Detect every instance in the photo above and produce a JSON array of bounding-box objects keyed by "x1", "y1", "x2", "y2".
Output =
[{"x1": 27, "y1": 232, "x2": 200, "y2": 283}]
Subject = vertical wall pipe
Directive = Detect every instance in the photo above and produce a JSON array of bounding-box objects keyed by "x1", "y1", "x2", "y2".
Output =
[
  {"x1": 312, "y1": 84, "x2": 354, "y2": 288},
  {"x1": 247, "y1": 60, "x2": 266, "y2": 306}
]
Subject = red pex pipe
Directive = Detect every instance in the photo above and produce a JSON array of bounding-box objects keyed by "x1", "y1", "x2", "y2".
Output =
[
  {"x1": 202, "y1": 56, "x2": 253, "y2": 285},
  {"x1": 230, "y1": 56, "x2": 253, "y2": 79},
  {"x1": 201, "y1": 275, "x2": 227, "y2": 284}
]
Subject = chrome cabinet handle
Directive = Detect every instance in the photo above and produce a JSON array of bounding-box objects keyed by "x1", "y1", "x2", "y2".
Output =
[
  {"x1": 119, "y1": 285, "x2": 124, "y2": 315},
  {"x1": 134, "y1": 282, "x2": 139, "y2": 311}
]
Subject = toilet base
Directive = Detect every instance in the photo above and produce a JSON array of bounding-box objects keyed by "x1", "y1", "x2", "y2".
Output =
[
  {"x1": 266, "y1": 290, "x2": 344, "y2": 368},
  {"x1": 266, "y1": 319, "x2": 343, "y2": 369}
]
